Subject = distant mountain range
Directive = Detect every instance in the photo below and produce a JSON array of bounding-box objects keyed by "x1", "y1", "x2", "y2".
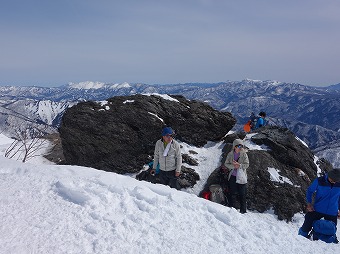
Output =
[{"x1": 1, "y1": 79, "x2": 339, "y2": 167}]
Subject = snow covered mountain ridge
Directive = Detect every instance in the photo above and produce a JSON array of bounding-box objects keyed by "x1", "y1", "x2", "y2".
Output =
[
  {"x1": 67, "y1": 81, "x2": 132, "y2": 90},
  {"x1": 0, "y1": 79, "x2": 339, "y2": 166}
]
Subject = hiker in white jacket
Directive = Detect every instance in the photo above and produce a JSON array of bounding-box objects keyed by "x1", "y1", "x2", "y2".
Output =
[
  {"x1": 153, "y1": 127, "x2": 182, "y2": 189},
  {"x1": 224, "y1": 139, "x2": 250, "y2": 213}
]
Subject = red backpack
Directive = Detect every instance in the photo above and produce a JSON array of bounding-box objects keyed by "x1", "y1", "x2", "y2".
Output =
[{"x1": 201, "y1": 191, "x2": 211, "y2": 200}]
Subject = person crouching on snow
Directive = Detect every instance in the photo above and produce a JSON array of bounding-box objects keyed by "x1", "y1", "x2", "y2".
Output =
[
  {"x1": 298, "y1": 168, "x2": 340, "y2": 243},
  {"x1": 152, "y1": 127, "x2": 182, "y2": 190},
  {"x1": 224, "y1": 139, "x2": 250, "y2": 214}
]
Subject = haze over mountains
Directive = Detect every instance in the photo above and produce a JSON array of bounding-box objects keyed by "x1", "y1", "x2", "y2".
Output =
[{"x1": 0, "y1": 79, "x2": 339, "y2": 167}]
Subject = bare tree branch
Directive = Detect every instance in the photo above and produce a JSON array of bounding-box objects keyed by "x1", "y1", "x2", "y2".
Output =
[{"x1": 5, "y1": 125, "x2": 49, "y2": 162}]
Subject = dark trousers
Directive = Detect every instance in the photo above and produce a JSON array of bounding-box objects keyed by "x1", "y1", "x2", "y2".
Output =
[
  {"x1": 301, "y1": 211, "x2": 338, "y2": 233},
  {"x1": 159, "y1": 170, "x2": 180, "y2": 190},
  {"x1": 228, "y1": 175, "x2": 247, "y2": 213}
]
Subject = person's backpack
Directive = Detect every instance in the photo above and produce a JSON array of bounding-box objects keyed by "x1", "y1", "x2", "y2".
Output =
[
  {"x1": 311, "y1": 219, "x2": 337, "y2": 243},
  {"x1": 243, "y1": 120, "x2": 252, "y2": 133},
  {"x1": 201, "y1": 191, "x2": 211, "y2": 200},
  {"x1": 209, "y1": 184, "x2": 226, "y2": 205},
  {"x1": 245, "y1": 112, "x2": 260, "y2": 131},
  {"x1": 136, "y1": 161, "x2": 161, "y2": 184}
]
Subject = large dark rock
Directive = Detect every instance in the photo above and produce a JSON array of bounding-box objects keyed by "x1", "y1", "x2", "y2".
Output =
[
  {"x1": 250, "y1": 126, "x2": 317, "y2": 181},
  {"x1": 59, "y1": 94, "x2": 235, "y2": 174},
  {"x1": 201, "y1": 126, "x2": 324, "y2": 221}
]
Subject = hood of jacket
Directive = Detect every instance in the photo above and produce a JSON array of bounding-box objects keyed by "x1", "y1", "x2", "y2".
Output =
[{"x1": 233, "y1": 139, "x2": 244, "y2": 147}]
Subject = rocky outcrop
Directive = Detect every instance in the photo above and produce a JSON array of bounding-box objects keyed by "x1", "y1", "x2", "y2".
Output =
[
  {"x1": 136, "y1": 164, "x2": 200, "y2": 189},
  {"x1": 43, "y1": 133, "x2": 65, "y2": 164},
  {"x1": 58, "y1": 93, "x2": 328, "y2": 220},
  {"x1": 59, "y1": 94, "x2": 235, "y2": 174},
  {"x1": 202, "y1": 126, "x2": 325, "y2": 221}
]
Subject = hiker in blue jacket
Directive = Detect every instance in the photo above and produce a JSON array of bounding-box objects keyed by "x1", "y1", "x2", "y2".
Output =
[
  {"x1": 298, "y1": 168, "x2": 340, "y2": 242},
  {"x1": 254, "y1": 111, "x2": 266, "y2": 129}
]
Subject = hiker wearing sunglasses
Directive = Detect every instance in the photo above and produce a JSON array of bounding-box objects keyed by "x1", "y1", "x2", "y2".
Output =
[
  {"x1": 223, "y1": 139, "x2": 250, "y2": 213},
  {"x1": 152, "y1": 127, "x2": 182, "y2": 189}
]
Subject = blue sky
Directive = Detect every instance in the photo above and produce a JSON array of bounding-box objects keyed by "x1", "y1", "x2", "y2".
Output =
[{"x1": 1, "y1": 0, "x2": 340, "y2": 87}]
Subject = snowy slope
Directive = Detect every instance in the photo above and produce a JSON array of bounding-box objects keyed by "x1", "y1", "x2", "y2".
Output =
[{"x1": 0, "y1": 135, "x2": 339, "y2": 254}]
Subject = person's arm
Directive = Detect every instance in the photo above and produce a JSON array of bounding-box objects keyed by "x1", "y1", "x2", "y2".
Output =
[
  {"x1": 153, "y1": 140, "x2": 160, "y2": 170},
  {"x1": 175, "y1": 142, "x2": 182, "y2": 176},
  {"x1": 306, "y1": 179, "x2": 318, "y2": 211},
  {"x1": 224, "y1": 152, "x2": 234, "y2": 170}
]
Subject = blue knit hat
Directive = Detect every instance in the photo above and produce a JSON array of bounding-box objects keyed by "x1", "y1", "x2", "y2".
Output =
[{"x1": 161, "y1": 127, "x2": 174, "y2": 136}]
